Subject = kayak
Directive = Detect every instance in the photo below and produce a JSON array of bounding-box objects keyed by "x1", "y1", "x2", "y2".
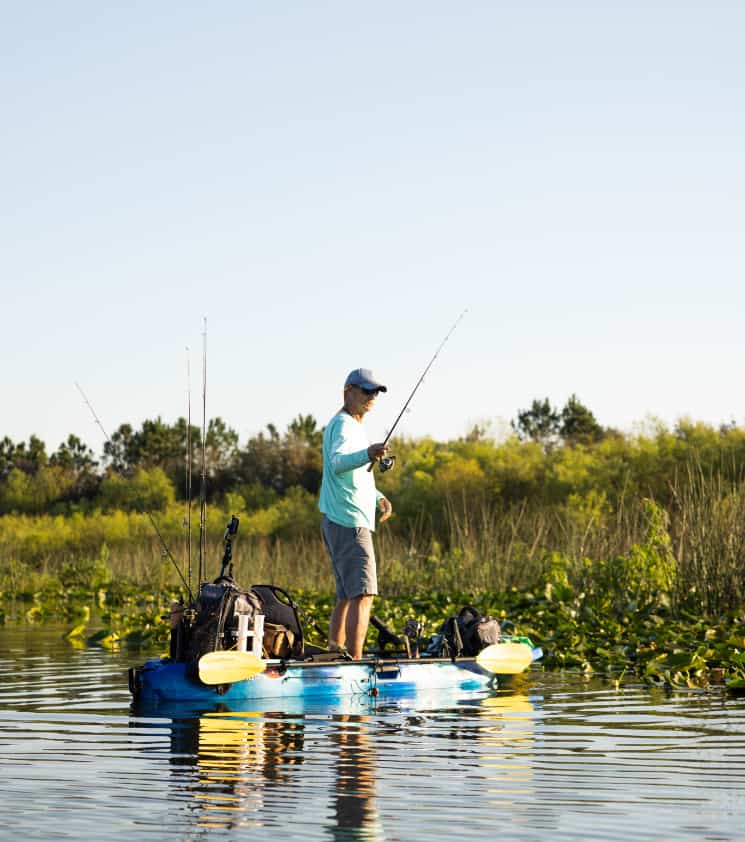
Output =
[{"x1": 129, "y1": 641, "x2": 543, "y2": 706}]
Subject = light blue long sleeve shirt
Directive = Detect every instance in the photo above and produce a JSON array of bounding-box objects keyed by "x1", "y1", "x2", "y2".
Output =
[{"x1": 318, "y1": 411, "x2": 384, "y2": 530}]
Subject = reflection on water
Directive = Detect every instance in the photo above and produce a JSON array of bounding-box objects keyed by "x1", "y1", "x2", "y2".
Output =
[
  {"x1": 2, "y1": 626, "x2": 745, "y2": 840},
  {"x1": 330, "y1": 714, "x2": 379, "y2": 840},
  {"x1": 170, "y1": 709, "x2": 307, "y2": 831},
  {"x1": 159, "y1": 694, "x2": 535, "y2": 838},
  {"x1": 183, "y1": 712, "x2": 267, "y2": 829}
]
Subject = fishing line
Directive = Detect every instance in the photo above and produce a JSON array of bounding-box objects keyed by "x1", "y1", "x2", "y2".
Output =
[
  {"x1": 368, "y1": 308, "x2": 468, "y2": 472},
  {"x1": 74, "y1": 381, "x2": 194, "y2": 602}
]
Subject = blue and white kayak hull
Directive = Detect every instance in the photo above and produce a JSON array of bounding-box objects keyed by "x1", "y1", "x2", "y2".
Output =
[{"x1": 130, "y1": 646, "x2": 542, "y2": 705}]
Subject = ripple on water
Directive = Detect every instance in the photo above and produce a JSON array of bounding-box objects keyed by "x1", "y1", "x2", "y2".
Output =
[{"x1": 1, "y1": 627, "x2": 745, "y2": 840}]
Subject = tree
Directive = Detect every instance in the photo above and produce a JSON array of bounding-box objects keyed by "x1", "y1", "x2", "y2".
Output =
[
  {"x1": 49, "y1": 434, "x2": 100, "y2": 503},
  {"x1": 101, "y1": 416, "x2": 240, "y2": 497},
  {"x1": 287, "y1": 414, "x2": 323, "y2": 448},
  {"x1": 0, "y1": 435, "x2": 48, "y2": 476},
  {"x1": 202, "y1": 417, "x2": 241, "y2": 496},
  {"x1": 0, "y1": 435, "x2": 97, "y2": 510},
  {"x1": 0, "y1": 436, "x2": 15, "y2": 481},
  {"x1": 235, "y1": 424, "x2": 284, "y2": 493},
  {"x1": 50, "y1": 434, "x2": 97, "y2": 471},
  {"x1": 103, "y1": 423, "x2": 136, "y2": 473},
  {"x1": 283, "y1": 414, "x2": 323, "y2": 492},
  {"x1": 559, "y1": 395, "x2": 604, "y2": 445},
  {"x1": 103, "y1": 418, "x2": 184, "y2": 475},
  {"x1": 205, "y1": 417, "x2": 240, "y2": 473},
  {"x1": 512, "y1": 399, "x2": 561, "y2": 447},
  {"x1": 234, "y1": 415, "x2": 323, "y2": 496}
]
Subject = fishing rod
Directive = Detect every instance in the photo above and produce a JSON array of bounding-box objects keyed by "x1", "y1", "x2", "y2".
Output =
[
  {"x1": 74, "y1": 381, "x2": 194, "y2": 603},
  {"x1": 185, "y1": 347, "x2": 193, "y2": 598},
  {"x1": 197, "y1": 318, "x2": 208, "y2": 587},
  {"x1": 368, "y1": 308, "x2": 468, "y2": 472}
]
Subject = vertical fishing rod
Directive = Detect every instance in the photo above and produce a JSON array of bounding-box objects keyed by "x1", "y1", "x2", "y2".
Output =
[
  {"x1": 74, "y1": 381, "x2": 194, "y2": 602},
  {"x1": 185, "y1": 347, "x2": 193, "y2": 598},
  {"x1": 197, "y1": 318, "x2": 208, "y2": 586},
  {"x1": 368, "y1": 308, "x2": 468, "y2": 472}
]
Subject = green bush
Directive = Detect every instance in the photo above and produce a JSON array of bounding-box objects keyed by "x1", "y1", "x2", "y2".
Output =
[{"x1": 98, "y1": 467, "x2": 175, "y2": 512}]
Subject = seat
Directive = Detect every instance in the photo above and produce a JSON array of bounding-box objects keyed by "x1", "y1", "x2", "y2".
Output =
[{"x1": 251, "y1": 584, "x2": 305, "y2": 659}]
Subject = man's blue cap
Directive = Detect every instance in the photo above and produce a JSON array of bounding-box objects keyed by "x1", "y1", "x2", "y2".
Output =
[{"x1": 344, "y1": 368, "x2": 387, "y2": 392}]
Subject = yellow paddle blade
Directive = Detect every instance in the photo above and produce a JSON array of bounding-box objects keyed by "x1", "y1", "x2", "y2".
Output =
[
  {"x1": 198, "y1": 651, "x2": 267, "y2": 685},
  {"x1": 475, "y1": 642, "x2": 533, "y2": 675}
]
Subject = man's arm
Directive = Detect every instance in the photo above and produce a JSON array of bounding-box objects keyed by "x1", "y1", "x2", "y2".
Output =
[
  {"x1": 378, "y1": 496, "x2": 393, "y2": 523},
  {"x1": 328, "y1": 419, "x2": 388, "y2": 475},
  {"x1": 329, "y1": 447, "x2": 369, "y2": 474},
  {"x1": 327, "y1": 418, "x2": 370, "y2": 474}
]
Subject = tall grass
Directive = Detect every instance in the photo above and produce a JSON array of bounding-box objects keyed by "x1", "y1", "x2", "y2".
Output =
[
  {"x1": 2, "y1": 463, "x2": 744, "y2": 616},
  {"x1": 669, "y1": 463, "x2": 745, "y2": 614}
]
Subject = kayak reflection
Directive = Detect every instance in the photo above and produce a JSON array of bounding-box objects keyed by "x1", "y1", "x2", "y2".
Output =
[
  {"x1": 134, "y1": 689, "x2": 535, "y2": 836},
  {"x1": 329, "y1": 713, "x2": 380, "y2": 841}
]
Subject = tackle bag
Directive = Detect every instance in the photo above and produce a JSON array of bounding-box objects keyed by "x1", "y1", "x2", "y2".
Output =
[
  {"x1": 457, "y1": 605, "x2": 501, "y2": 656},
  {"x1": 172, "y1": 582, "x2": 263, "y2": 662},
  {"x1": 262, "y1": 622, "x2": 296, "y2": 659},
  {"x1": 425, "y1": 605, "x2": 501, "y2": 658}
]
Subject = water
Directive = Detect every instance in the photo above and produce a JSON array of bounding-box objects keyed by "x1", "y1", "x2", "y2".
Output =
[{"x1": 1, "y1": 626, "x2": 744, "y2": 840}]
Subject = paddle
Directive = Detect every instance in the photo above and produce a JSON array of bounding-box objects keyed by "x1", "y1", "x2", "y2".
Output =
[
  {"x1": 475, "y1": 642, "x2": 534, "y2": 675},
  {"x1": 198, "y1": 650, "x2": 267, "y2": 685}
]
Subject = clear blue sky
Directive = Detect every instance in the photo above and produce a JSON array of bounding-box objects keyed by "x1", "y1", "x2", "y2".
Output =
[{"x1": 2, "y1": 2, "x2": 743, "y2": 455}]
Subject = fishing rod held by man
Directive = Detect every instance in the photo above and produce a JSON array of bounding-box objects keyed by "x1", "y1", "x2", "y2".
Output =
[{"x1": 367, "y1": 308, "x2": 467, "y2": 472}]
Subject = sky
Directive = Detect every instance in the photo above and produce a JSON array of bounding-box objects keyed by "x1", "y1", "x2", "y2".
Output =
[{"x1": 2, "y1": 1, "x2": 744, "y2": 457}]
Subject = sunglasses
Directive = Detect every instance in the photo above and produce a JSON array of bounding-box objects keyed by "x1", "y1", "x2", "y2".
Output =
[{"x1": 357, "y1": 386, "x2": 380, "y2": 397}]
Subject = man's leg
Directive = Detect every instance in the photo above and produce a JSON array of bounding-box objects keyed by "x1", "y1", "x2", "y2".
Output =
[
  {"x1": 345, "y1": 594, "x2": 374, "y2": 659},
  {"x1": 329, "y1": 599, "x2": 349, "y2": 651}
]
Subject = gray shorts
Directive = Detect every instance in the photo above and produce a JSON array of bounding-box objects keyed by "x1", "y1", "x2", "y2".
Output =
[{"x1": 321, "y1": 516, "x2": 378, "y2": 600}]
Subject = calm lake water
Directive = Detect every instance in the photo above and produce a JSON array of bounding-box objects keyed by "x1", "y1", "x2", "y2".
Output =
[{"x1": 1, "y1": 625, "x2": 744, "y2": 841}]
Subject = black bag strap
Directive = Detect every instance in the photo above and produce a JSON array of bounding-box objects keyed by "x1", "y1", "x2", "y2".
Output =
[{"x1": 450, "y1": 616, "x2": 464, "y2": 658}]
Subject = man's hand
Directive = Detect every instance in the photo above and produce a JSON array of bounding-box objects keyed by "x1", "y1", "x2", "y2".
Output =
[
  {"x1": 367, "y1": 442, "x2": 388, "y2": 463},
  {"x1": 378, "y1": 496, "x2": 393, "y2": 523}
]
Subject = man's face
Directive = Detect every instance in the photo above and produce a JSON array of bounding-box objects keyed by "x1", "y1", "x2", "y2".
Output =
[{"x1": 344, "y1": 384, "x2": 381, "y2": 416}]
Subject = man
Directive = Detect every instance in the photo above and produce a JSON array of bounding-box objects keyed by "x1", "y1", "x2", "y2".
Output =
[{"x1": 319, "y1": 368, "x2": 393, "y2": 659}]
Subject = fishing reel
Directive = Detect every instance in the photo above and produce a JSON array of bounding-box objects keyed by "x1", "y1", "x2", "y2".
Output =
[{"x1": 379, "y1": 455, "x2": 396, "y2": 473}]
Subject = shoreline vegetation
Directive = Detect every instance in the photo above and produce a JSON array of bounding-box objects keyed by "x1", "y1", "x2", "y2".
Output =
[{"x1": 2, "y1": 398, "x2": 745, "y2": 691}]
